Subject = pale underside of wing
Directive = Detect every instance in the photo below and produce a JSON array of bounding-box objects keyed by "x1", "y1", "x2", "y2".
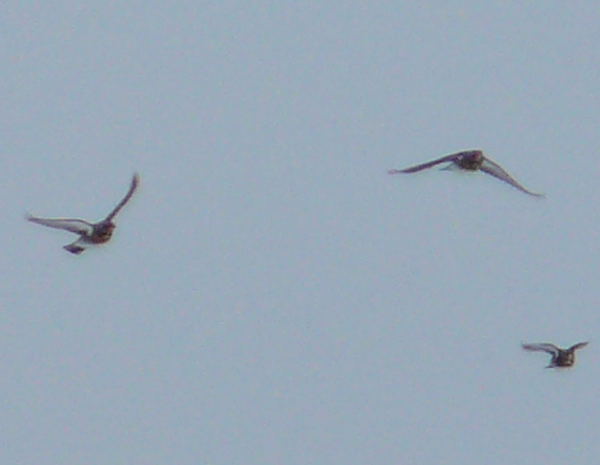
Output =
[
  {"x1": 388, "y1": 154, "x2": 459, "y2": 174},
  {"x1": 104, "y1": 173, "x2": 140, "y2": 222},
  {"x1": 26, "y1": 215, "x2": 93, "y2": 235},
  {"x1": 480, "y1": 159, "x2": 544, "y2": 197},
  {"x1": 521, "y1": 343, "x2": 559, "y2": 355},
  {"x1": 568, "y1": 341, "x2": 589, "y2": 351}
]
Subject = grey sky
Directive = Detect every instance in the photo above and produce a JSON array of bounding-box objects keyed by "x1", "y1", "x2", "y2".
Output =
[{"x1": 3, "y1": 1, "x2": 600, "y2": 464}]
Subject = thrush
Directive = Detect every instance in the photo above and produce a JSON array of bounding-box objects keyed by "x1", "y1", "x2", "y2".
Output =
[
  {"x1": 388, "y1": 150, "x2": 543, "y2": 196},
  {"x1": 521, "y1": 342, "x2": 588, "y2": 368},
  {"x1": 27, "y1": 173, "x2": 139, "y2": 254}
]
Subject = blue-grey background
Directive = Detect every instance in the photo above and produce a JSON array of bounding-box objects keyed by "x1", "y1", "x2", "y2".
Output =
[{"x1": 3, "y1": 2, "x2": 600, "y2": 464}]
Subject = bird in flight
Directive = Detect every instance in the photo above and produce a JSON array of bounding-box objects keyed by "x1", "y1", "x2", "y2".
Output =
[
  {"x1": 521, "y1": 342, "x2": 588, "y2": 368},
  {"x1": 27, "y1": 173, "x2": 140, "y2": 254},
  {"x1": 388, "y1": 150, "x2": 543, "y2": 196}
]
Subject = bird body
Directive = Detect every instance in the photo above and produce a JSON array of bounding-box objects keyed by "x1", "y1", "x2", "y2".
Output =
[
  {"x1": 522, "y1": 342, "x2": 588, "y2": 368},
  {"x1": 389, "y1": 150, "x2": 543, "y2": 196},
  {"x1": 27, "y1": 173, "x2": 139, "y2": 254}
]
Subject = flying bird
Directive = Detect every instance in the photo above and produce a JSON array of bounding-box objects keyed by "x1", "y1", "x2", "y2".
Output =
[
  {"x1": 27, "y1": 173, "x2": 139, "y2": 254},
  {"x1": 388, "y1": 150, "x2": 543, "y2": 196},
  {"x1": 521, "y1": 342, "x2": 588, "y2": 368}
]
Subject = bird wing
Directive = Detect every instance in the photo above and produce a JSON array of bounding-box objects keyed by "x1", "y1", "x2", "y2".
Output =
[
  {"x1": 104, "y1": 173, "x2": 140, "y2": 221},
  {"x1": 480, "y1": 158, "x2": 544, "y2": 196},
  {"x1": 521, "y1": 343, "x2": 559, "y2": 355},
  {"x1": 26, "y1": 215, "x2": 94, "y2": 235},
  {"x1": 388, "y1": 154, "x2": 460, "y2": 174},
  {"x1": 568, "y1": 341, "x2": 589, "y2": 352}
]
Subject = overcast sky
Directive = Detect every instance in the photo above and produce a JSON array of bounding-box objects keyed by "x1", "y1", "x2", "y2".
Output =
[{"x1": 3, "y1": 2, "x2": 600, "y2": 464}]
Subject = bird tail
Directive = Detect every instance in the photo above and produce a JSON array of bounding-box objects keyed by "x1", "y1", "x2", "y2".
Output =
[{"x1": 64, "y1": 239, "x2": 86, "y2": 255}]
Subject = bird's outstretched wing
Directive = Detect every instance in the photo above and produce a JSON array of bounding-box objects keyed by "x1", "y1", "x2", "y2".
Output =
[
  {"x1": 480, "y1": 158, "x2": 544, "y2": 197},
  {"x1": 521, "y1": 343, "x2": 559, "y2": 355},
  {"x1": 568, "y1": 341, "x2": 589, "y2": 352},
  {"x1": 26, "y1": 215, "x2": 93, "y2": 235},
  {"x1": 104, "y1": 173, "x2": 140, "y2": 222},
  {"x1": 388, "y1": 154, "x2": 460, "y2": 174}
]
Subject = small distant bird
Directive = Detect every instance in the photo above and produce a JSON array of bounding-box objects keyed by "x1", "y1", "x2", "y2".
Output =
[
  {"x1": 388, "y1": 150, "x2": 543, "y2": 196},
  {"x1": 27, "y1": 173, "x2": 139, "y2": 254},
  {"x1": 521, "y1": 342, "x2": 588, "y2": 368}
]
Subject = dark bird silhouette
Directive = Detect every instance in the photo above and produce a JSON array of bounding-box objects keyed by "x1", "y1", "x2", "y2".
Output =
[
  {"x1": 521, "y1": 342, "x2": 588, "y2": 368},
  {"x1": 27, "y1": 173, "x2": 139, "y2": 254},
  {"x1": 388, "y1": 150, "x2": 543, "y2": 196}
]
